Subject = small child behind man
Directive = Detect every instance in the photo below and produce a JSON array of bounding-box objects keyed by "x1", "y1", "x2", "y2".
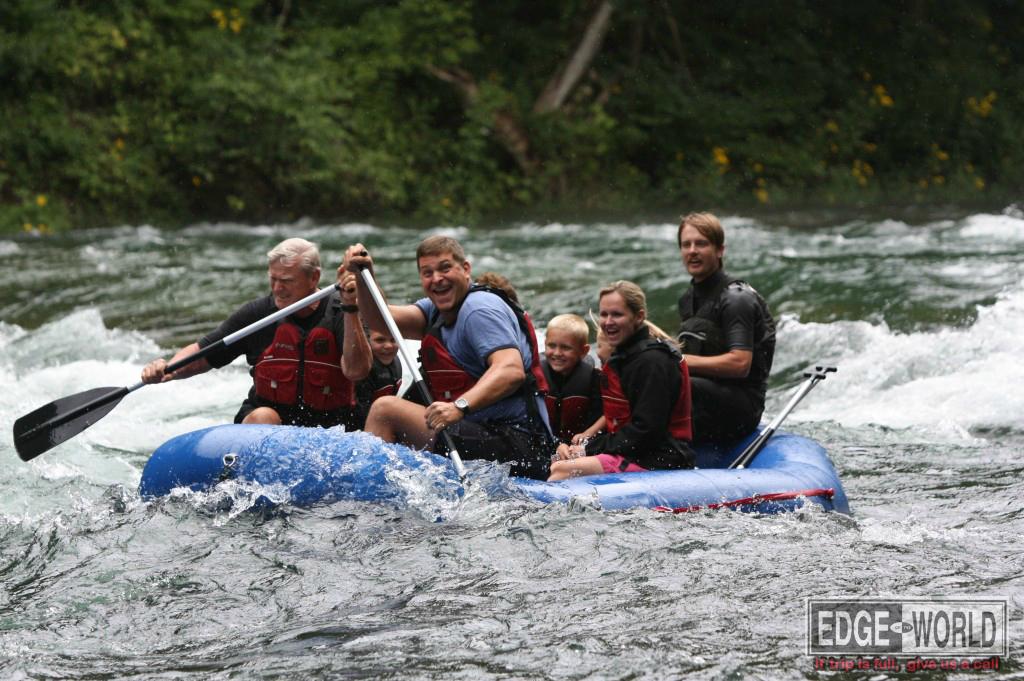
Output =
[
  {"x1": 541, "y1": 314, "x2": 605, "y2": 444},
  {"x1": 353, "y1": 330, "x2": 403, "y2": 430}
]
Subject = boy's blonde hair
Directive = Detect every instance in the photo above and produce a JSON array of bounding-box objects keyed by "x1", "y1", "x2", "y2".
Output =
[{"x1": 546, "y1": 313, "x2": 590, "y2": 347}]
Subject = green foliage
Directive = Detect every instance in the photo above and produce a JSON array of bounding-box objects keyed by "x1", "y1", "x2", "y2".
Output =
[{"x1": 2, "y1": 0, "x2": 1023, "y2": 232}]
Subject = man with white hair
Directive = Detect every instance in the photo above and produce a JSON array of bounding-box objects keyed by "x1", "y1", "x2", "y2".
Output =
[{"x1": 142, "y1": 237, "x2": 372, "y2": 428}]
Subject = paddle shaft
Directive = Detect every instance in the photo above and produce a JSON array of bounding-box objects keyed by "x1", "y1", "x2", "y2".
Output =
[
  {"x1": 16, "y1": 283, "x2": 341, "y2": 449},
  {"x1": 356, "y1": 267, "x2": 468, "y2": 481},
  {"x1": 728, "y1": 365, "x2": 837, "y2": 469}
]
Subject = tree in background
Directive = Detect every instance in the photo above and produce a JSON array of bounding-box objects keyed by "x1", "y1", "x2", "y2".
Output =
[{"x1": 2, "y1": 0, "x2": 1022, "y2": 232}]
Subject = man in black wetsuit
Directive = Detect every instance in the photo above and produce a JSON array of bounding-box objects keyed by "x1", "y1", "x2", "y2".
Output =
[
  {"x1": 676, "y1": 212, "x2": 776, "y2": 443},
  {"x1": 141, "y1": 237, "x2": 372, "y2": 428}
]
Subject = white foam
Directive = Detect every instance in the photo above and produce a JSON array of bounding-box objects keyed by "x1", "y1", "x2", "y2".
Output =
[
  {"x1": 959, "y1": 212, "x2": 1024, "y2": 241},
  {"x1": 783, "y1": 282, "x2": 1024, "y2": 434}
]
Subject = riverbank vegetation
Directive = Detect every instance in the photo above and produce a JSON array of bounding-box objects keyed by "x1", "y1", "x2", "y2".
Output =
[{"x1": 3, "y1": 0, "x2": 1022, "y2": 233}]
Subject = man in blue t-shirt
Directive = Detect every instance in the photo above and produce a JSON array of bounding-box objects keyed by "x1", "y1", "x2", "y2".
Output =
[{"x1": 343, "y1": 236, "x2": 554, "y2": 479}]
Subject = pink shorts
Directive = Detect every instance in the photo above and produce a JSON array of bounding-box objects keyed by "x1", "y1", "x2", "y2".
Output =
[{"x1": 595, "y1": 454, "x2": 648, "y2": 474}]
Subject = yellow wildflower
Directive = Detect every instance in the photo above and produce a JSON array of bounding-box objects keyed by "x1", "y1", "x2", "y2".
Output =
[
  {"x1": 851, "y1": 160, "x2": 873, "y2": 186},
  {"x1": 974, "y1": 177, "x2": 985, "y2": 190},
  {"x1": 755, "y1": 188, "x2": 769, "y2": 204},
  {"x1": 753, "y1": 162, "x2": 764, "y2": 173},
  {"x1": 873, "y1": 84, "x2": 894, "y2": 107},
  {"x1": 824, "y1": 120, "x2": 839, "y2": 133},
  {"x1": 114, "y1": 138, "x2": 125, "y2": 150},
  {"x1": 712, "y1": 146, "x2": 730, "y2": 173},
  {"x1": 192, "y1": 176, "x2": 203, "y2": 187},
  {"x1": 36, "y1": 194, "x2": 47, "y2": 207},
  {"x1": 966, "y1": 91, "x2": 997, "y2": 118},
  {"x1": 23, "y1": 223, "x2": 34, "y2": 232},
  {"x1": 441, "y1": 197, "x2": 453, "y2": 208}
]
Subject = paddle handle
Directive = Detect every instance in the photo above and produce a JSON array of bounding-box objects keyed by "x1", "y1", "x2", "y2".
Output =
[
  {"x1": 728, "y1": 365, "x2": 837, "y2": 469},
  {"x1": 356, "y1": 267, "x2": 468, "y2": 481},
  {"x1": 158, "y1": 284, "x2": 341, "y2": 378},
  {"x1": 17, "y1": 284, "x2": 341, "y2": 445}
]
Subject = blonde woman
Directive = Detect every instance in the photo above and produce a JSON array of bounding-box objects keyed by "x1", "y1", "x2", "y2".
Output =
[{"x1": 548, "y1": 281, "x2": 695, "y2": 481}]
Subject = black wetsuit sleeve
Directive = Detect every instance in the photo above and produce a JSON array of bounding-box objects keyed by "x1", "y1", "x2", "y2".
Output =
[
  {"x1": 585, "y1": 350, "x2": 679, "y2": 458},
  {"x1": 719, "y1": 286, "x2": 758, "y2": 351},
  {"x1": 198, "y1": 297, "x2": 276, "y2": 369}
]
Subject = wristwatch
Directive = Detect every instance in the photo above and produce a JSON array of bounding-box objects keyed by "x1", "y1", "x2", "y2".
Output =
[{"x1": 454, "y1": 397, "x2": 471, "y2": 415}]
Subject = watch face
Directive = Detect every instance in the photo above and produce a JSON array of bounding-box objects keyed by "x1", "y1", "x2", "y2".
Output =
[{"x1": 455, "y1": 398, "x2": 469, "y2": 412}]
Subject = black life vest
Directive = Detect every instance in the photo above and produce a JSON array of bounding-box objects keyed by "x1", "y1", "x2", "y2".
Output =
[
  {"x1": 252, "y1": 299, "x2": 354, "y2": 412},
  {"x1": 601, "y1": 339, "x2": 693, "y2": 441},
  {"x1": 676, "y1": 272, "x2": 740, "y2": 356},
  {"x1": 419, "y1": 285, "x2": 549, "y2": 422},
  {"x1": 360, "y1": 358, "x2": 402, "y2": 403},
  {"x1": 542, "y1": 355, "x2": 598, "y2": 442}
]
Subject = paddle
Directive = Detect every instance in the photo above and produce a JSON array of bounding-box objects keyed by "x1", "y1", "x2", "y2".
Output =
[
  {"x1": 355, "y1": 267, "x2": 468, "y2": 482},
  {"x1": 14, "y1": 283, "x2": 341, "y2": 462},
  {"x1": 728, "y1": 365, "x2": 837, "y2": 470}
]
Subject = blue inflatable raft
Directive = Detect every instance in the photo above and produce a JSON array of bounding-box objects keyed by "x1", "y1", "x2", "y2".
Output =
[{"x1": 139, "y1": 424, "x2": 849, "y2": 514}]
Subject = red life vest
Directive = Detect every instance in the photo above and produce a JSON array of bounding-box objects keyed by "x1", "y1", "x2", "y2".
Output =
[
  {"x1": 542, "y1": 356, "x2": 599, "y2": 442},
  {"x1": 252, "y1": 302, "x2": 354, "y2": 412},
  {"x1": 601, "y1": 340, "x2": 692, "y2": 441},
  {"x1": 419, "y1": 285, "x2": 549, "y2": 414}
]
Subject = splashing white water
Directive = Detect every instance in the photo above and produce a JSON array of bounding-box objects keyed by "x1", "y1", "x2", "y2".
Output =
[{"x1": 782, "y1": 280, "x2": 1024, "y2": 434}]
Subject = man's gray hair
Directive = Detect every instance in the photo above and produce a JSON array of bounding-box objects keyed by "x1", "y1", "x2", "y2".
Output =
[{"x1": 267, "y1": 237, "x2": 321, "y2": 275}]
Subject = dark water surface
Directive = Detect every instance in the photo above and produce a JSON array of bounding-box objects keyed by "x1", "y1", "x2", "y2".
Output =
[{"x1": 2, "y1": 209, "x2": 1023, "y2": 679}]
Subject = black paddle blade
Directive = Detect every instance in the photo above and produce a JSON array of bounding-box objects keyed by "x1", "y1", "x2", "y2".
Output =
[{"x1": 14, "y1": 386, "x2": 129, "y2": 462}]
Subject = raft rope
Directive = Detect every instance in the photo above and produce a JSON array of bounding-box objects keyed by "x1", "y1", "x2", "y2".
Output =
[{"x1": 654, "y1": 487, "x2": 836, "y2": 514}]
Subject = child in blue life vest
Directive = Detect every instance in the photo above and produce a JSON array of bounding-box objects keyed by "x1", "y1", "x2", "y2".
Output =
[{"x1": 541, "y1": 314, "x2": 604, "y2": 444}]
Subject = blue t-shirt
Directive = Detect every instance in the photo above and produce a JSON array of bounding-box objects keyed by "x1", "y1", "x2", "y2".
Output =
[{"x1": 415, "y1": 291, "x2": 540, "y2": 423}]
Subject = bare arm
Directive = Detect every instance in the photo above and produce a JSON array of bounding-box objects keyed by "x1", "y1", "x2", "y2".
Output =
[
  {"x1": 683, "y1": 348, "x2": 752, "y2": 378},
  {"x1": 140, "y1": 343, "x2": 213, "y2": 384},
  {"x1": 460, "y1": 347, "x2": 526, "y2": 410},
  {"x1": 337, "y1": 269, "x2": 372, "y2": 381},
  {"x1": 422, "y1": 347, "x2": 527, "y2": 431},
  {"x1": 342, "y1": 243, "x2": 427, "y2": 340},
  {"x1": 572, "y1": 415, "x2": 606, "y2": 444}
]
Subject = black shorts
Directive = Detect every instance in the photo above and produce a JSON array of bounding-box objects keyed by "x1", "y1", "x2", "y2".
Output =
[
  {"x1": 234, "y1": 397, "x2": 356, "y2": 430},
  {"x1": 431, "y1": 419, "x2": 554, "y2": 480},
  {"x1": 689, "y1": 377, "x2": 763, "y2": 444}
]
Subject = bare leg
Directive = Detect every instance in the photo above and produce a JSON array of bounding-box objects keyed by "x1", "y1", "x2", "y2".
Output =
[
  {"x1": 364, "y1": 396, "x2": 435, "y2": 448},
  {"x1": 242, "y1": 407, "x2": 283, "y2": 425},
  {"x1": 548, "y1": 456, "x2": 605, "y2": 481}
]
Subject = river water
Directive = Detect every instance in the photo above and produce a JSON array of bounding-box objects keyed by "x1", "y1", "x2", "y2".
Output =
[{"x1": 1, "y1": 208, "x2": 1022, "y2": 679}]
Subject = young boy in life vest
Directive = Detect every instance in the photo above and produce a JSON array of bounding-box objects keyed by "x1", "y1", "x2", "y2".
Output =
[
  {"x1": 352, "y1": 330, "x2": 403, "y2": 430},
  {"x1": 541, "y1": 314, "x2": 604, "y2": 444}
]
